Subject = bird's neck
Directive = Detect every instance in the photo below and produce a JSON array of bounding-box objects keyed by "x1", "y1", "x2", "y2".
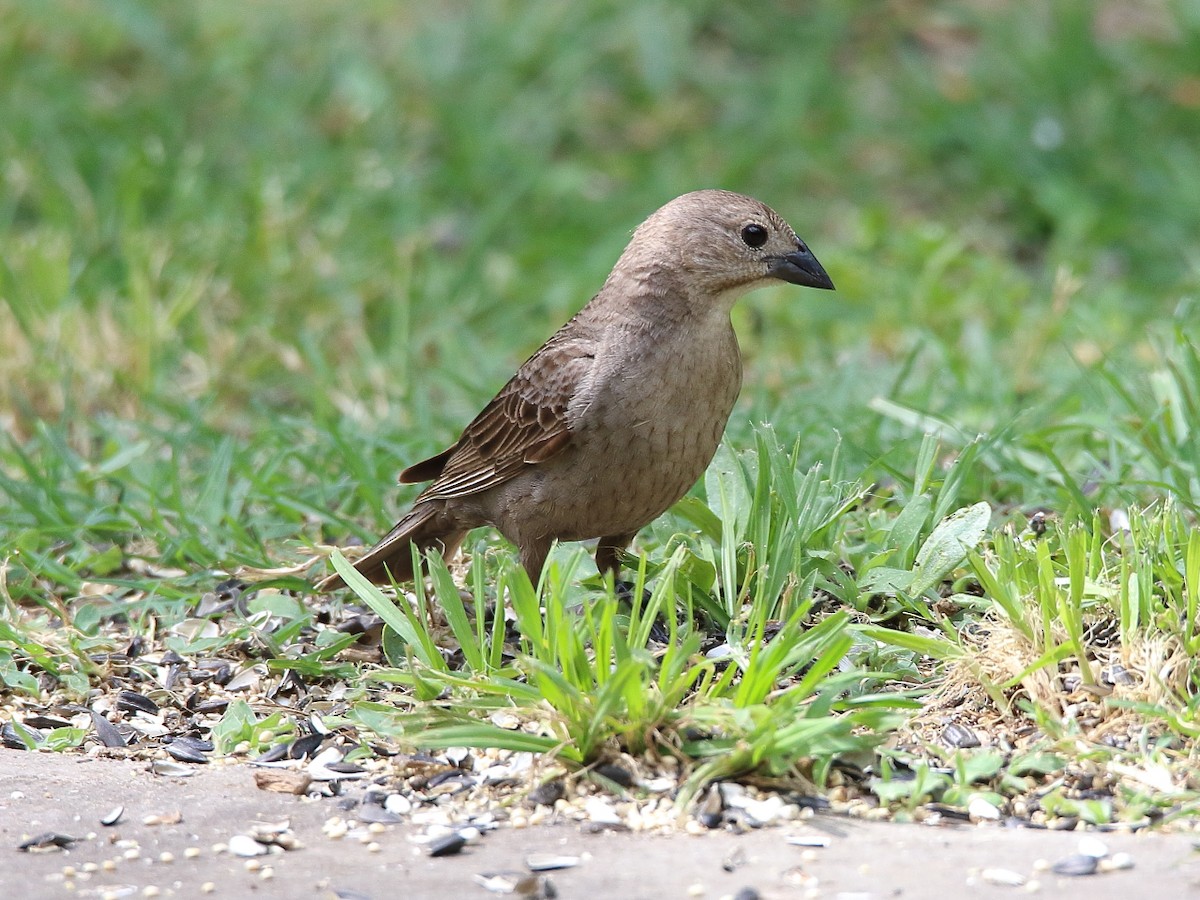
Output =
[{"x1": 599, "y1": 262, "x2": 741, "y2": 331}]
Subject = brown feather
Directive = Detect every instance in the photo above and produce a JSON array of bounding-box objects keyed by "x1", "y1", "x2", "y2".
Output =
[
  {"x1": 399, "y1": 445, "x2": 455, "y2": 484},
  {"x1": 415, "y1": 326, "x2": 593, "y2": 502}
]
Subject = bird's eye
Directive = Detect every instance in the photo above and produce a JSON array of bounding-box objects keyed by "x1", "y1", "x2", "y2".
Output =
[{"x1": 740, "y1": 223, "x2": 768, "y2": 249}]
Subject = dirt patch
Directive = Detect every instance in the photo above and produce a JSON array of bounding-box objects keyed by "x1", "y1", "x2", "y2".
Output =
[{"x1": 2, "y1": 750, "x2": 1197, "y2": 899}]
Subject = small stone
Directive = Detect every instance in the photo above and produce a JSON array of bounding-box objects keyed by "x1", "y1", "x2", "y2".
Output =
[{"x1": 1076, "y1": 836, "x2": 1108, "y2": 859}]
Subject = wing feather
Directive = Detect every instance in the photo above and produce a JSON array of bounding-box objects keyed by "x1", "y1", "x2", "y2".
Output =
[{"x1": 415, "y1": 324, "x2": 596, "y2": 502}]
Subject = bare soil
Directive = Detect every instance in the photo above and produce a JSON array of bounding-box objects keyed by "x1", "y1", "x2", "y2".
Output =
[{"x1": 2, "y1": 750, "x2": 1197, "y2": 899}]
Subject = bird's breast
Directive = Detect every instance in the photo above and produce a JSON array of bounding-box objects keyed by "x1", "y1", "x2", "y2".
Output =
[{"x1": 541, "y1": 320, "x2": 742, "y2": 534}]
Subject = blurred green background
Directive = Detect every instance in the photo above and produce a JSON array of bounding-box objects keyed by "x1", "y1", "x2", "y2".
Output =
[{"x1": 2, "y1": 0, "x2": 1199, "y2": 582}]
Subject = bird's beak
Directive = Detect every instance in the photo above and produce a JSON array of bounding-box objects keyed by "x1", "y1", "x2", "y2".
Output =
[{"x1": 767, "y1": 247, "x2": 835, "y2": 290}]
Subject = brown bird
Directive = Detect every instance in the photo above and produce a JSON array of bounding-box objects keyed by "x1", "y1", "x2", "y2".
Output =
[{"x1": 319, "y1": 189, "x2": 833, "y2": 591}]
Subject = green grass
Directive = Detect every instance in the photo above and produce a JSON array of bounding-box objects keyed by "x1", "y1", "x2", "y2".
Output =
[{"x1": 3, "y1": 0, "x2": 1200, "y2": 826}]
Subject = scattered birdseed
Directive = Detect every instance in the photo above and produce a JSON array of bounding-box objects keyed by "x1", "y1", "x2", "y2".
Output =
[
  {"x1": 981, "y1": 867, "x2": 1026, "y2": 886},
  {"x1": 527, "y1": 781, "x2": 565, "y2": 808},
  {"x1": 717, "y1": 847, "x2": 747, "y2": 875},
  {"x1": 149, "y1": 760, "x2": 193, "y2": 777},
  {"x1": 356, "y1": 805, "x2": 403, "y2": 825},
  {"x1": 1051, "y1": 854, "x2": 1098, "y2": 876},
  {"x1": 101, "y1": 806, "x2": 125, "y2": 826},
  {"x1": 967, "y1": 797, "x2": 1002, "y2": 821},
  {"x1": 384, "y1": 793, "x2": 413, "y2": 816},
  {"x1": 525, "y1": 854, "x2": 579, "y2": 872},
  {"x1": 228, "y1": 834, "x2": 269, "y2": 857},
  {"x1": 253, "y1": 769, "x2": 312, "y2": 795},
  {"x1": 428, "y1": 832, "x2": 467, "y2": 858},
  {"x1": 322, "y1": 818, "x2": 349, "y2": 839},
  {"x1": 142, "y1": 810, "x2": 183, "y2": 826},
  {"x1": 941, "y1": 723, "x2": 982, "y2": 749},
  {"x1": 1099, "y1": 853, "x2": 1134, "y2": 872},
  {"x1": 18, "y1": 832, "x2": 77, "y2": 852},
  {"x1": 583, "y1": 797, "x2": 621, "y2": 826},
  {"x1": 786, "y1": 835, "x2": 831, "y2": 848}
]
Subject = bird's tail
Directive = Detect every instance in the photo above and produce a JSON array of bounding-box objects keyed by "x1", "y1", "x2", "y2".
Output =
[{"x1": 316, "y1": 504, "x2": 467, "y2": 591}]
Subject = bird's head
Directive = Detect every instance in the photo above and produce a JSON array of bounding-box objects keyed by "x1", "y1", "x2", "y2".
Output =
[{"x1": 625, "y1": 189, "x2": 835, "y2": 302}]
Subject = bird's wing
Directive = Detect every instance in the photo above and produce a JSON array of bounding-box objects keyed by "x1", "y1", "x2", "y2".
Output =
[{"x1": 406, "y1": 327, "x2": 596, "y2": 501}]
